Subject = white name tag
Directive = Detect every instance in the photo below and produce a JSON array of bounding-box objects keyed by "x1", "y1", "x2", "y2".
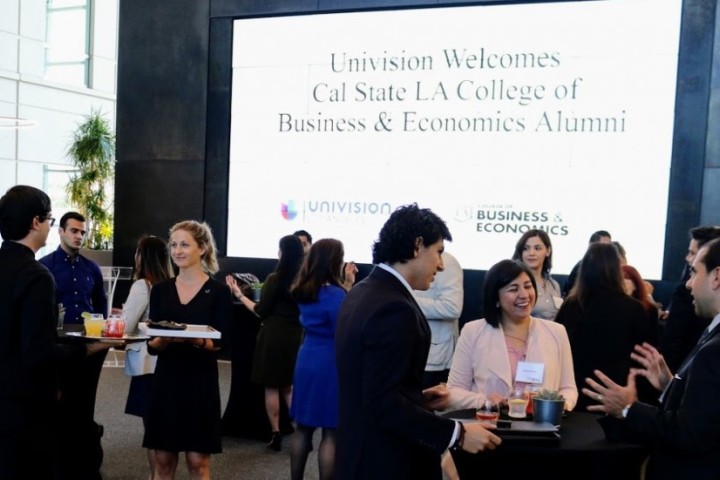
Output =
[{"x1": 516, "y1": 361, "x2": 544, "y2": 384}]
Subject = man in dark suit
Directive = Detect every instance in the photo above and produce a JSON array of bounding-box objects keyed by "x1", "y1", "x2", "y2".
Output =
[
  {"x1": 660, "y1": 225, "x2": 720, "y2": 371},
  {"x1": 335, "y1": 203, "x2": 501, "y2": 480},
  {"x1": 583, "y1": 237, "x2": 720, "y2": 480},
  {"x1": 0, "y1": 186, "x2": 111, "y2": 479}
]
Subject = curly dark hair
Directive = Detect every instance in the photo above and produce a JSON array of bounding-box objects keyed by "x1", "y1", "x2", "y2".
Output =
[{"x1": 372, "y1": 203, "x2": 452, "y2": 264}]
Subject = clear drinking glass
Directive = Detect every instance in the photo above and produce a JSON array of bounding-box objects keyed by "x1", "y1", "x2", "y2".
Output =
[
  {"x1": 508, "y1": 386, "x2": 529, "y2": 418},
  {"x1": 476, "y1": 399, "x2": 500, "y2": 427},
  {"x1": 105, "y1": 313, "x2": 126, "y2": 338}
]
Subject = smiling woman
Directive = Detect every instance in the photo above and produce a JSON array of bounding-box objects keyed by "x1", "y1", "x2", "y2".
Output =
[
  {"x1": 512, "y1": 229, "x2": 563, "y2": 320},
  {"x1": 143, "y1": 219, "x2": 232, "y2": 479},
  {"x1": 446, "y1": 259, "x2": 577, "y2": 412}
]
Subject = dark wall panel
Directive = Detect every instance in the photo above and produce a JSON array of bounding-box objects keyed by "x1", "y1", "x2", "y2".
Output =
[
  {"x1": 114, "y1": 160, "x2": 205, "y2": 263},
  {"x1": 116, "y1": 0, "x2": 209, "y2": 162},
  {"x1": 115, "y1": 0, "x2": 210, "y2": 280},
  {"x1": 211, "y1": 0, "x2": 316, "y2": 18},
  {"x1": 663, "y1": 0, "x2": 716, "y2": 279}
]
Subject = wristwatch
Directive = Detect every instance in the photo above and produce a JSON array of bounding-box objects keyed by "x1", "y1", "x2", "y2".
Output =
[{"x1": 450, "y1": 422, "x2": 465, "y2": 451}]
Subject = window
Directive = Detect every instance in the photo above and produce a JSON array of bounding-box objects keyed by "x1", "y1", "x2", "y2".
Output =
[{"x1": 45, "y1": 0, "x2": 90, "y2": 87}]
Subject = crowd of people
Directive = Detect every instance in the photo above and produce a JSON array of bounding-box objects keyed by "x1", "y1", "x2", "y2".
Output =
[{"x1": 2, "y1": 184, "x2": 719, "y2": 480}]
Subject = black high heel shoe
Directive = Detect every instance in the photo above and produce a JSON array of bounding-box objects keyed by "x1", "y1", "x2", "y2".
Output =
[{"x1": 267, "y1": 431, "x2": 282, "y2": 452}]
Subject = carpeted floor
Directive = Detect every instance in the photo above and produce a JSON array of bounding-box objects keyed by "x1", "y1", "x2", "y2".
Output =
[{"x1": 96, "y1": 352, "x2": 319, "y2": 479}]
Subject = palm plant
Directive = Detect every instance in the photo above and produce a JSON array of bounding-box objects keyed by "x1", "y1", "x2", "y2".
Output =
[{"x1": 66, "y1": 109, "x2": 116, "y2": 249}]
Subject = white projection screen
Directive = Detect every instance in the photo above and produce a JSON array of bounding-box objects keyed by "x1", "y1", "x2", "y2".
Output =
[{"x1": 227, "y1": 0, "x2": 681, "y2": 279}]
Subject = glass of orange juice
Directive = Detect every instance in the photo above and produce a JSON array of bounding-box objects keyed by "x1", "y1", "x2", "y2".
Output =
[{"x1": 84, "y1": 313, "x2": 105, "y2": 337}]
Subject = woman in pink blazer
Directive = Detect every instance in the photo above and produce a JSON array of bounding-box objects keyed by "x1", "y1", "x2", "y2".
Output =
[{"x1": 447, "y1": 259, "x2": 577, "y2": 411}]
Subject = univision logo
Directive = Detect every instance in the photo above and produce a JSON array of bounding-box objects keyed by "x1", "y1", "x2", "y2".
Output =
[{"x1": 281, "y1": 200, "x2": 299, "y2": 220}]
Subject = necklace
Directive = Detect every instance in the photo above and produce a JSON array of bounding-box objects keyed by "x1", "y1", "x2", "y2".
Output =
[{"x1": 504, "y1": 333, "x2": 528, "y2": 343}]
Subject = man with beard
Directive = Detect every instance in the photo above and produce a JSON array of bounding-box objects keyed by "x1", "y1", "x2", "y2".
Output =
[{"x1": 584, "y1": 238, "x2": 720, "y2": 480}]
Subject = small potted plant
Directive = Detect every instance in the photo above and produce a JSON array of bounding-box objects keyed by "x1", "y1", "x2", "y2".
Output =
[
  {"x1": 251, "y1": 282, "x2": 264, "y2": 302},
  {"x1": 532, "y1": 389, "x2": 565, "y2": 425}
]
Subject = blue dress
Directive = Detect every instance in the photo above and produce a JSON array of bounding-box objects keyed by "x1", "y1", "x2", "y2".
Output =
[{"x1": 290, "y1": 285, "x2": 345, "y2": 428}]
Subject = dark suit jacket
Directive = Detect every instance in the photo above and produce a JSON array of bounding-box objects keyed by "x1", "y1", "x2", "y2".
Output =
[
  {"x1": 660, "y1": 281, "x2": 712, "y2": 372},
  {"x1": 625, "y1": 325, "x2": 720, "y2": 480},
  {"x1": 335, "y1": 266, "x2": 456, "y2": 480},
  {"x1": 0, "y1": 241, "x2": 85, "y2": 477}
]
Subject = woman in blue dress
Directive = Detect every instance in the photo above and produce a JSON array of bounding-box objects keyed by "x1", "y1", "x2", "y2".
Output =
[{"x1": 289, "y1": 238, "x2": 356, "y2": 480}]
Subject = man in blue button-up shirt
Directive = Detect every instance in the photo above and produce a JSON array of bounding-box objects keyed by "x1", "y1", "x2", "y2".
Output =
[
  {"x1": 39, "y1": 211, "x2": 108, "y2": 479},
  {"x1": 39, "y1": 211, "x2": 107, "y2": 323}
]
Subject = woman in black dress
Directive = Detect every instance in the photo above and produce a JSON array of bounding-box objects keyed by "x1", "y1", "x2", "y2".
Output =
[
  {"x1": 226, "y1": 234, "x2": 304, "y2": 451},
  {"x1": 143, "y1": 220, "x2": 232, "y2": 479}
]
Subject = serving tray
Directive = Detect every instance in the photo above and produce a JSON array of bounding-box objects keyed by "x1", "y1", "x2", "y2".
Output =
[{"x1": 139, "y1": 323, "x2": 221, "y2": 339}]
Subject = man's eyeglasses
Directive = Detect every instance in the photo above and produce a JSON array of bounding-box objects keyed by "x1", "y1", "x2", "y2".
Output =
[{"x1": 41, "y1": 216, "x2": 56, "y2": 227}]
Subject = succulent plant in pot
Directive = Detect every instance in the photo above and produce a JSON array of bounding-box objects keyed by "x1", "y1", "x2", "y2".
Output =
[
  {"x1": 532, "y1": 389, "x2": 566, "y2": 424},
  {"x1": 534, "y1": 389, "x2": 565, "y2": 402}
]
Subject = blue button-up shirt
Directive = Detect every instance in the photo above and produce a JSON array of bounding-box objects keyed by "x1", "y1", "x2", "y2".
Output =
[{"x1": 39, "y1": 247, "x2": 107, "y2": 324}]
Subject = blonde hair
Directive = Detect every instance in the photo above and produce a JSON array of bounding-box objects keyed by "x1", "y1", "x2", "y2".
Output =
[{"x1": 169, "y1": 220, "x2": 219, "y2": 274}]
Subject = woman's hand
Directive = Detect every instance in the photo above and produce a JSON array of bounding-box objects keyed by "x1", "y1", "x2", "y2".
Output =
[
  {"x1": 343, "y1": 261, "x2": 358, "y2": 290},
  {"x1": 225, "y1": 275, "x2": 243, "y2": 299}
]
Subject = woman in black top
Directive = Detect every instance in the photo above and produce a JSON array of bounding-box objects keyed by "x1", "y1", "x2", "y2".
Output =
[{"x1": 227, "y1": 234, "x2": 304, "y2": 451}]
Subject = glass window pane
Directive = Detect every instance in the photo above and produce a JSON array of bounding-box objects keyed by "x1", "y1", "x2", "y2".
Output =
[
  {"x1": 44, "y1": 63, "x2": 86, "y2": 86},
  {"x1": 46, "y1": 10, "x2": 87, "y2": 63},
  {"x1": 48, "y1": 0, "x2": 87, "y2": 8}
]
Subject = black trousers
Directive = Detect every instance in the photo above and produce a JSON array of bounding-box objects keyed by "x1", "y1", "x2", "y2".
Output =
[{"x1": 55, "y1": 349, "x2": 108, "y2": 480}]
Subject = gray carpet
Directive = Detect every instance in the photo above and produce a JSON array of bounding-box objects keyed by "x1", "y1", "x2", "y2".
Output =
[{"x1": 96, "y1": 352, "x2": 320, "y2": 479}]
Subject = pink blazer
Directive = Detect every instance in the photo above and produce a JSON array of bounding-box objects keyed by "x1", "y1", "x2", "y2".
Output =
[{"x1": 447, "y1": 317, "x2": 577, "y2": 410}]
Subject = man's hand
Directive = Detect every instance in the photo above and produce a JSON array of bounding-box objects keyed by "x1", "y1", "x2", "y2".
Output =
[
  {"x1": 582, "y1": 369, "x2": 637, "y2": 418},
  {"x1": 422, "y1": 383, "x2": 450, "y2": 411},
  {"x1": 630, "y1": 342, "x2": 673, "y2": 391},
  {"x1": 462, "y1": 423, "x2": 502, "y2": 453}
]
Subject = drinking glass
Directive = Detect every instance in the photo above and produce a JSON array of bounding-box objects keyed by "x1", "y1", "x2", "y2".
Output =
[
  {"x1": 476, "y1": 399, "x2": 499, "y2": 427},
  {"x1": 105, "y1": 313, "x2": 126, "y2": 338},
  {"x1": 84, "y1": 314, "x2": 105, "y2": 337},
  {"x1": 508, "y1": 387, "x2": 529, "y2": 418},
  {"x1": 526, "y1": 384, "x2": 542, "y2": 415}
]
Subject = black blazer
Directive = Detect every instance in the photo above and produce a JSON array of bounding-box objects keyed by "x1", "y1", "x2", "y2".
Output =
[
  {"x1": 556, "y1": 291, "x2": 654, "y2": 411},
  {"x1": 335, "y1": 266, "x2": 455, "y2": 480},
  {"x1": 626, "y1": 327, "x2": 720, "y2": 480}
]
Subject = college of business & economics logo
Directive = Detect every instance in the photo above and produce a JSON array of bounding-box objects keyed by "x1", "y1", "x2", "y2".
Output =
[{"x1": 281, "y1": 200, "x2": 299, "y2": 220}]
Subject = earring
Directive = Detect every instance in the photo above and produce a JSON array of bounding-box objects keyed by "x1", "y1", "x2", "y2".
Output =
[{"x1": 495, "y1": 302, "x2": 500, "y2": 308}]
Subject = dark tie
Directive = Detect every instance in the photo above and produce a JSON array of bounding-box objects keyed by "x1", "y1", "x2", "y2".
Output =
[
  {"x1": 698, "y1": 327, "x2": 713, "y2": 345},
  {"x1": 676, "y1": 327, "x2": 715, "y2": 377}
]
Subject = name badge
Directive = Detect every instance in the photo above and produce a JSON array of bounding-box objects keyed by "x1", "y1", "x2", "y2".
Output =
[{"x1": 516, "y1": 361, "x2": 544, "y2": 384}]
